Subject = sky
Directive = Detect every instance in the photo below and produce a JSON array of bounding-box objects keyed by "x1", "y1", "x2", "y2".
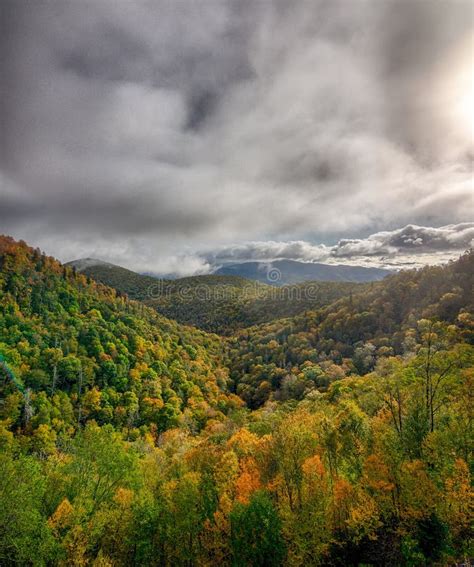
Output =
[{"x1": 1, "y1": 0, "x2": 473, "y2": 275}]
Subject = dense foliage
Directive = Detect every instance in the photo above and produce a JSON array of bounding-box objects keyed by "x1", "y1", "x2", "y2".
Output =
[
  {"x1": 228, "y1": 252, "x2": 473, "y2": 408},
  {"x1": 79, "y1": 263, "x2": 363, "y2": 335},
  {"x1": 1, "y1": 237, "x2": 473, "y2": 566},
  {"x1": 0, "y1": 236, "x2": 241, "y2": 440}
]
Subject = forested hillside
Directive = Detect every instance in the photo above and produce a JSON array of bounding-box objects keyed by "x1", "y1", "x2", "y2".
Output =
[
  {"x1": 1, "y1": 237, "x2": 473, "y2": 566},
  {"x1": 73, "y1": 261, "x2": 364, "y2": 334},
  {"x1": 0, "y1": 236, "x2": 241, "y2": 438},
  {"x1": 148, "y1": 279, "x2": 364, "y2": 335},
  {"x1": 228, "y1": 252, "x2": 474, "y2": 408},
  {"x1": 66, "y1": 260, "x2": 166, "y2": 302}
]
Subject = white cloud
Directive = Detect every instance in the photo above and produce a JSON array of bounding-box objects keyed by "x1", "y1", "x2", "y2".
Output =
[{"x1": 200, "y1": 223, "x2": 474, "y2": 273}]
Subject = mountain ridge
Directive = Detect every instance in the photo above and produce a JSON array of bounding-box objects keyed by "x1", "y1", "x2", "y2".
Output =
[
  {"x1": 66, "y1": 257, "x2": 116, "y2": 270},
  {"x1": 64, "y1": 258, "x2": 368, "y2": 334},
  {"x1": 214, "y1": 258, "x2": 392, "y2": 284},
  {"x1": 68, "y1": 257, "x2": 392, "y2": 285}
]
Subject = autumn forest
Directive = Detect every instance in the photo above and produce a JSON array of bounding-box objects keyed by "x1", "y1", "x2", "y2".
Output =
[{"x1": 0, "y1": 236, "x2": 472, "y2": 566}]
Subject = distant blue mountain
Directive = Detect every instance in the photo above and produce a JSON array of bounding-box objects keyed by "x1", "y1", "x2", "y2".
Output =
[{"x1": 214, "y1": 259, "x2": 392, "y2": 285}]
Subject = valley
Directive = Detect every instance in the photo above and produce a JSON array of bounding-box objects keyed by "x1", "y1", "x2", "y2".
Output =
[
  {"x1": 69, "y1": 259, "x2": 368, "y2": 334},
  {"x1": 1, "y1": 235, "x2": 473, "y2": 565}
]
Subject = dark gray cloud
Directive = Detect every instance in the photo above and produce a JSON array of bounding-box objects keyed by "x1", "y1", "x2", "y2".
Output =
[{"x1": 0, "y1": 0, "x2": 472, "y2": 273}]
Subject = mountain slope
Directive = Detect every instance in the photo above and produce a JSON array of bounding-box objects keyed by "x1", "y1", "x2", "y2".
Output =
[
  {"x1": 228, "y1": 252, "x2": 473, "y2": 407},
  {"x1": 0, "y1": 236, "x2": 240, "y2": 437},
  {"x1": 69, "y1": 260, "x2": 366, "y2": 334},
  {"x1": 65, "y1": 260, "x2": 166, "y2": 301},
  {"x1": 215, "y1": 259, "x2": 391, "y2": 284}
]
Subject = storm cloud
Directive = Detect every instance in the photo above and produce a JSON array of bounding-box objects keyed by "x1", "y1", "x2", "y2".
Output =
[{"x1": 0, "y1": 0, "x2": 472, "y2": 273}]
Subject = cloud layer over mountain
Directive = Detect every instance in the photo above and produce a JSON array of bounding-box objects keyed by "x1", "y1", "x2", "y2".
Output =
[
  {"x1": 203, "y1": 223, "x2": 474, "y2": 272},
  {"x1": 1, "y1": 0, "x2": 472, "y2": 273}
]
